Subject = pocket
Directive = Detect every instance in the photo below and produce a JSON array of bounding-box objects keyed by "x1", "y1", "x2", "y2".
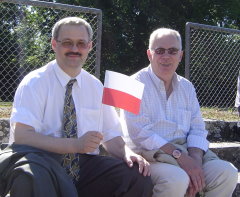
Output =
[
  {"x1": 79, "y1": 108, "x2": 102, "y2": 133},
  {"x1": 177, "y1": 110, "x2": 191, "y2": 133}
]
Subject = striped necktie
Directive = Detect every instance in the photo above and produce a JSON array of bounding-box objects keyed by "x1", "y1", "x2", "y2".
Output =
[{"x1": 61, "y1": 79, "x2": 80, "y2": 182}]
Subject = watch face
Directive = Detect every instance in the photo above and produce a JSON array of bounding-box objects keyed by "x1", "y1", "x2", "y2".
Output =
[{"x1": 172, "y1": 149, "x2": 181, "y2": 159}]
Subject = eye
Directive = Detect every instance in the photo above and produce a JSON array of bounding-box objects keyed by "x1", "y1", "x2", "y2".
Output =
[
  {"x1": 77, "y1": 41, "x2": 88, "y2": 49},
  {"x1": 61, "y1": 40, "x2": 73, "y2": 47},
  {"x1": 155, "y1": 48, "x2": 165, "y2": 55},
  {"x1": 168, "y1": 48, "x2": 179, "y2": 55}
]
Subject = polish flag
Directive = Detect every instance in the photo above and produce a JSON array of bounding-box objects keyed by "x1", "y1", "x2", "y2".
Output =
[{"x1": 102, "y1": 70, "x2": 144, "y2": 114}]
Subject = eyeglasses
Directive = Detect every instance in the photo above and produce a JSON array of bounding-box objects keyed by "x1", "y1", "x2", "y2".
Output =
[
  {"x1": 153, "y1": 47, "x2": 179, "y2": 55},
  {"x1": 56, "y1": 39, "x2": 90, "y2": 49}
]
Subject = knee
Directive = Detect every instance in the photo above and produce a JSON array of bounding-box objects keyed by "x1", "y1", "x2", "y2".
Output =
[
  {"x1": 131, "y1": 163, "x2": 153, "y2": 184},
  {"x1": 156, "y1": 168, "x2": 189, "y2": 191},
  {"x1": 167, "y1": 170, "x2": 189, "y2": 189},
  {"x1": 137, "y1": 174, "x2": 153, "y2": 191},
  {"x1": 128, "y1": 164, "x2": 153, "y2": 195},
  {"x1": 204, "y1": 160, "x2": 238, "y2": 185},
  {"x1": 10, "y1": 173, "x2": 33, "y2": 197},
  {"x1": 220, "y1": 161, "x2": 238, "y2": 184}
]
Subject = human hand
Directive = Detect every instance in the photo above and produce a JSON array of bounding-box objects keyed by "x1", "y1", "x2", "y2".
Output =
[
  {"x1": 177, "y1": 153, "x2": 205, "y2": 196},
  {"x1": 186, "y1": 181, "x2": 197, "y2": 197},
  {"x1": 76, "y1": 131, "x2": 103, "y2": 153},
  {"x1": 124, "y1": 150, "x2": 151, "y2": 177}
]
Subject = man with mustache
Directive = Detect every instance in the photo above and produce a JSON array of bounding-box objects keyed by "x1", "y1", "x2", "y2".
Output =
[
  {"x1": 2, "y1": 17, "x2": 153, "y2": 197},
  {"x1": 122, "y1": 27, "x2": 238, "y2": 197}
]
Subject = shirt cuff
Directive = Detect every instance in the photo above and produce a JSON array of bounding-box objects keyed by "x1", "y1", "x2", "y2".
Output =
[{"x1": 187, "y1": 135, "x2": 209, "y2": 152}]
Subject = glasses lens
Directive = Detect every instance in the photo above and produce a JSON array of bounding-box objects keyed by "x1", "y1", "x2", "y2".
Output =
[
  {"x1": 154, "y1": 47, "x2": 179, "y2": 55},
  {"x1": 77, "y1": 41, "x2": 88, "y2": 49},
  {"x1": 154, "y1": 48, "x2": 166, "y2": 55},
  {"x1": 58, "y1": 40, "x2": 89, "y2": 49},
  {"x1": 60, "y1": 40, "x2": 73, "y2": 48},
  {"x1": 168, "y1": 48, "x2": 179, "y2": 55}
]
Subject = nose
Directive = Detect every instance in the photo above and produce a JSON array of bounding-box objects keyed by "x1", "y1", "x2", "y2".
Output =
[
  {"x1": 161, "y1": 51, "x2": 171, "y2": 58},
  {"x1": 71, "y1": 44, "x2": 79, "y2": 51}
]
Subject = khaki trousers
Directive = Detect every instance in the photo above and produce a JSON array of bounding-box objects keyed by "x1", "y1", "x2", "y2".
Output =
[{"x1": 150, "y1": 159, "x2": 238, "y2": 197}]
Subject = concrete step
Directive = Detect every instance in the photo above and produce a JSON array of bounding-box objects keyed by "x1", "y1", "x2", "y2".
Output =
[
  {"x1": 209, "y1": 142, "x2": 240, "y2": 169},
  {"x1": 205, "y1": 120, "x2": 240, "y2": 142}
]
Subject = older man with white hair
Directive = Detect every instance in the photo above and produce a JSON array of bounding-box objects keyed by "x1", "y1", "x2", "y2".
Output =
[{"x1": 123, "y1": 27, "x2": 238, "y2": 197}]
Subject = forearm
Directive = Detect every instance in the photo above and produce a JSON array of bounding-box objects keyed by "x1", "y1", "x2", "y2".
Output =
[
  {"x1": 188, "y1": 147, "x2": 204, "y2": 165},
  {"x1": 14, "y1": 123, "x2": 77, "y2": 154},
  {"x1": 102, "y1": 136, "x2": 126, "y2": 159},
  {"x1": 160, "y1": 142, "x2": 178, "y2": 155}
]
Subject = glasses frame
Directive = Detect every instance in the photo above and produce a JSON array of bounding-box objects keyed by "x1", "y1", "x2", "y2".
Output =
[
  {"x1": 153, "y1": 47, "x2": 180, "y2": 55},
  {"x1": 56, "y1": 39, "x2": 90, "y2": 50}
]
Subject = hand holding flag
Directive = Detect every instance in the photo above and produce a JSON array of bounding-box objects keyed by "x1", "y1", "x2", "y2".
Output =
[{"x1": 102, "y1": 70, "x2": 144, "y2": 114}]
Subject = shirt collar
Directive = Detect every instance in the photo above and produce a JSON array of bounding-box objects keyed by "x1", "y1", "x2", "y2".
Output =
[
  {"x1": 148, "y1": 65, "x2": 180, "y2": 90},
  {"x1": 53, "y1": 60, "x2": 82, "y2": 89}
]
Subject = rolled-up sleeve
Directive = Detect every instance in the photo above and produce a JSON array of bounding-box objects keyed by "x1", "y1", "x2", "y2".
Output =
[{"x1": 187, "y1": 85, "x2": 209, "y2": 151}]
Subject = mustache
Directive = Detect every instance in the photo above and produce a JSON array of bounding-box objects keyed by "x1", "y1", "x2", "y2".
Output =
[{"x1": 65, "y1": 52, "x2": 82, "y2": 56}]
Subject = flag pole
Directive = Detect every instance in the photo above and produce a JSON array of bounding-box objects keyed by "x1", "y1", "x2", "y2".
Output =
[{"x1": 98, "y1": 102, "x2": 103, "y2": 132}]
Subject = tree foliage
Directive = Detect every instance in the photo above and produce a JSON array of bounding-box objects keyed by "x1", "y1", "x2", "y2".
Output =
[
  {"x1": 0, "y1": 0, "x2": 239, "y2": 101},
  {"x1": 56, "y1": 0, "x2": 240, "y2": 80}
]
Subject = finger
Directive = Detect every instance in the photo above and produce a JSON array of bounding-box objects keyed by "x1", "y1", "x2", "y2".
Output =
[
  {"x1": 191, "y1": 174, "x2": 204, "y2": 192},
  {"x1": 89, "y1": 136, "x2": 102, "y2": 144},
  {"x1": 87, "y1": 141, "x2": 101, "y2": 150},
  {"x1": 143, "y1": 162, "x2": 151, "y2": 177},
  {"x1": 90, "y1": 131, "x2": 103, "y2": 140},
  {"x1": 191, "y1": 176, "x2": 199, "y2": 192},
  {"x1": 138, "y1": 160, "x2": 144, "y2": 174},
  {"x1": 130, "y1": 156, "x2": 144, "y2": 173},
  {"x1": 124, "y1": 156, "x2": 133, "y2": 167},
  {"x1": 196, "y1": 173, "x2": 205, "y2": 192},
  {"x1": 188, "y1": 181, "x2": 195, "y2": 197},
  {"x1": 199, "y1": 173, "x2": 206, "y2": 190},
  {"x1": 187, "y1": 184, "x2": 195, "y2": 197}
]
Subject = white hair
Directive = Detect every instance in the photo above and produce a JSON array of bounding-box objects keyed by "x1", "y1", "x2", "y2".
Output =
[{"x1": 149, "y1": 28, "x2": 182, "y2": 50}]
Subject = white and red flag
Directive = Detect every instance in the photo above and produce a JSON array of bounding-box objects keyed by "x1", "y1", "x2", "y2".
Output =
[{"x1": 102, "y1": 70, "x2": 144, "y2": 114}]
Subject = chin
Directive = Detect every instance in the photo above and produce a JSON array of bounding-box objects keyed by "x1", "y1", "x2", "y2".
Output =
[{"x1": 68, "y1": 59, "x2": 85, "y2": 67}]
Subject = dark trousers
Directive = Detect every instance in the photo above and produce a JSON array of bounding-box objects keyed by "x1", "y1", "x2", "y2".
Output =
[
  {"x1": 75, "y1": 154, "x2": 153, "y2": 197},
  {"x1": 10, "y1": 152, "x2": 153, "y2": 197}
]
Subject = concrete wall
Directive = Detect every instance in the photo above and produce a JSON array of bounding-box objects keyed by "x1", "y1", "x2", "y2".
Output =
[{"x1": 1, "y1": 118, "x2": 239, "y2": 143}]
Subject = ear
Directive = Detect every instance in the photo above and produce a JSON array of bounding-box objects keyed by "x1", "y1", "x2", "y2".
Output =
[
  {"x1": 178, "y1": 50, "x2": 184, "y2": 62},
  {"x1": 51, "y1": 38, "x2": 57, "y2": 52},
  {"x1": 88, "y1": 41, "x2": 93, "y2": 52},
  {"x1": 147, "y1": 49, "x2": 152, "y2": 62}
]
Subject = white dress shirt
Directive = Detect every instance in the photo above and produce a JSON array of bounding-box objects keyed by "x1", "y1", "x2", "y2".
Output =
[
  {"x1": 123, "y1": 66, "x2": 209, "y2": 152},
  {"x1": 235, "y1": 71, "x2": 240, "y2": 107},
  {"x1": 10, "y1": 60, "x2": 122, "y2": 154}
]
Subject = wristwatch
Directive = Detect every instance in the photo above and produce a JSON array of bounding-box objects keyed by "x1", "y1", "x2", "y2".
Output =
[{"x1": 172, "y1": 149, "x2": 182, "y2": 159}]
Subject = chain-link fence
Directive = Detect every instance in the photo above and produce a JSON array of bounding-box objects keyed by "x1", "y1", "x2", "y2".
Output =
[
  {"x1": 0, "y1": 0, "x2": 102, "y2": 102},
  {"x1": 185, "y1": 22, "x2": 240, "y2": 109}
]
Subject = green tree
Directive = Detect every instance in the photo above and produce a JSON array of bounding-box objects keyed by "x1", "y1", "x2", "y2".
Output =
[{"x1": 56, "y1": 0, "x2": 240, "y2": 80}]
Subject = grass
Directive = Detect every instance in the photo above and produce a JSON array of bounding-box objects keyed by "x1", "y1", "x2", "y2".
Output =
[
  {"x1": 201, "y1": 107, "x2": 239, "y2": 121},
  {"x1": 0, "y1": 102, "x2": 239, "y2": 121},
  {"x1": 0, "y1": 102, "x2": 12, "y2": 118}
]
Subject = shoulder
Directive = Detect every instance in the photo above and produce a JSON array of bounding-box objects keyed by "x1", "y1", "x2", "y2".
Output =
[
  {"x1": 81, "y1": 69, "x2": 103, "y2": 89},
  {"x1": 19, "y1": 60, "x2": 55, "y2": 88},
  {"x1": 177, "y1": 74, "x2": 195, "y2": 89},
  {"x1": 131, "y1": 67, "x2": 150, "y2": 83}
]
